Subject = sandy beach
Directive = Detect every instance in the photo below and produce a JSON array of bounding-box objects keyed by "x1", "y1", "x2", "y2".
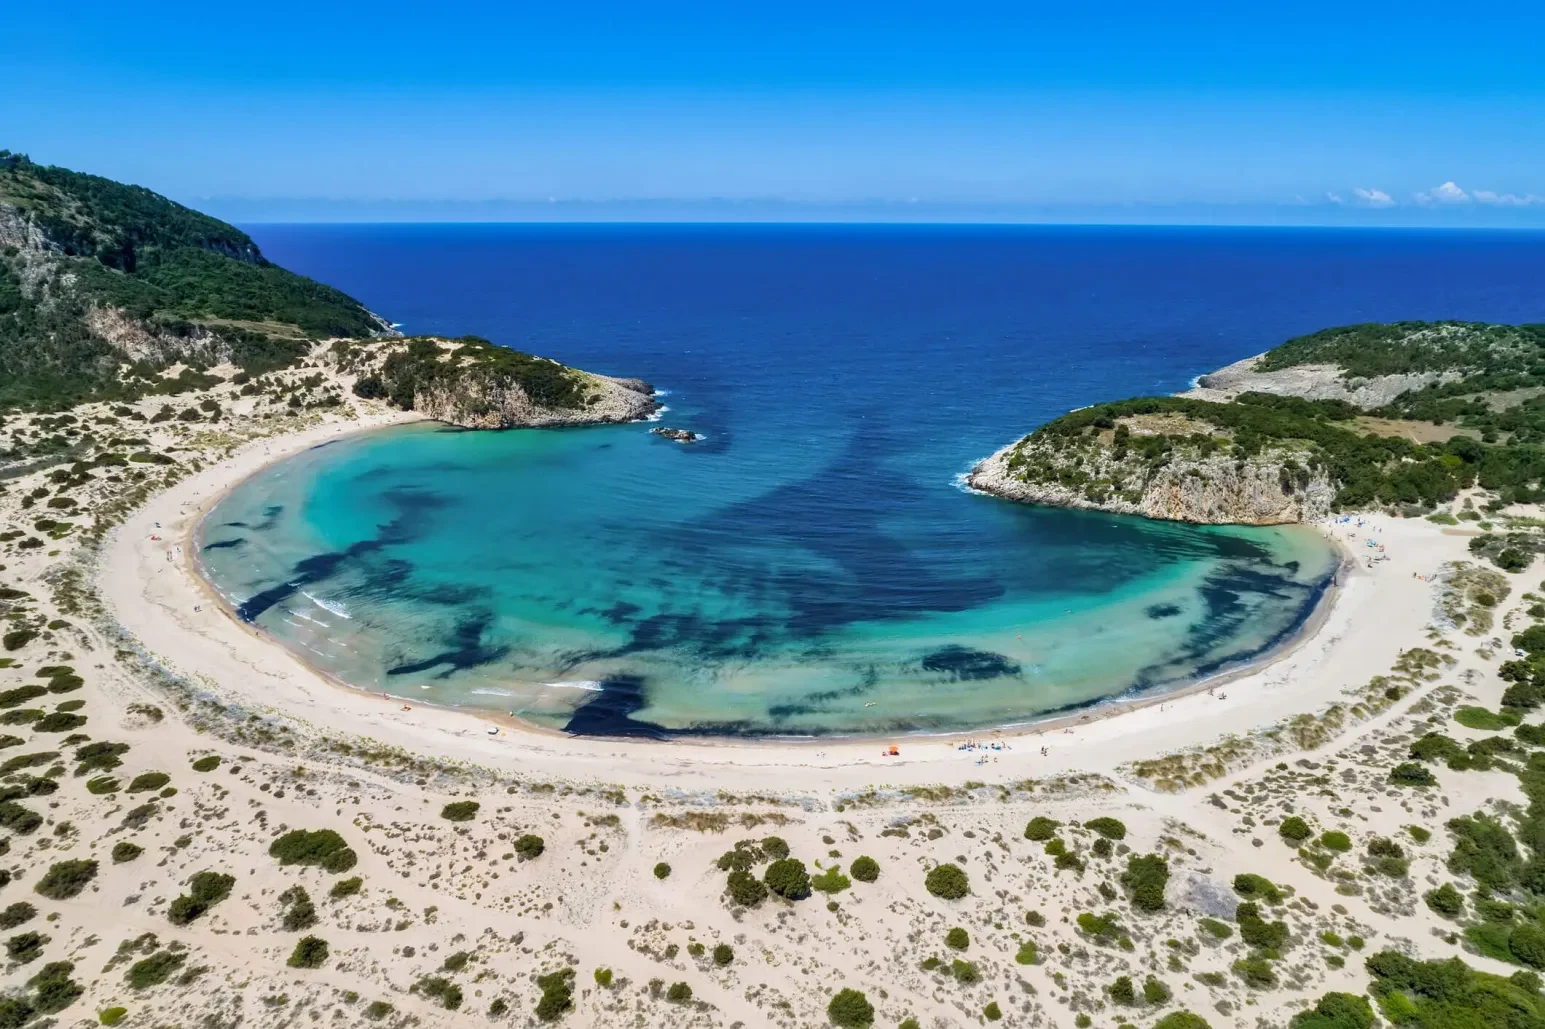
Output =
[{"x1": 2, "y1": 356, "x2": 1528, "y2": 1028}]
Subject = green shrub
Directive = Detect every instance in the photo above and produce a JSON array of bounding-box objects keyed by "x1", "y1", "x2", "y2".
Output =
[
  {"x1": 0, "y1": 800, "x2": 42, "y2": 835},
  {"x1": 1279, "y1": 816, "x2": 1312, "y2": 842},
  {"x1": 1512, "y1": 922, "x2": 1545, "y2": 969},
  {"x1": 3, "y1": 628, "x2": 37, "y2": 651},
  {"x1": 925, "y1": 863, "x2": 969, "y2": 900},
  {"x1": 1109, "y1": 974, "x2": 1137, "y2": 1004},
  {"x1": 268, "y1": 828, "x2": 357, "y2": 874},
  {"x1": 167, "y1": 870, "x2": 235, "y2": 925},
  {"x1": 514, "y1": 834, "x2": 545, "y2": 860},
  {"x1": 126, "y1": 771, "x2": 170, "y2": 793},
  {"x1": 1234, "y1": 956, "x2": 1277, "y2": 988},
  {"x1": 329, "y1": 876, "x2": 363, "y2": 900},
  {"x1": 812, "y1": 866, "x2": 851, "y2": 895},
  {"x1": 1319, "y1": 831, "x2": 1353, "y2": 852},
  {"x1": 653, "y1": 862, "x2": 671, "y2": 880},
  {"x1": 1288, "y1": 991, "x2": 1373, "y2": 1029},
  {"x1": 99, "y1": 1005, "x2": 128, "y2": 1024},
  {"x1": 413, "y1": 975, "x2": 463, "y2": 1011},
  {"x1": 665, "y1": 981, "x2": 692, "y2": 1003},
  {"x1": 763, "y1": 836, "x2": 790, "y2": 860},
  {"x1": 952, "y1": 958, "x2": 980, "y2": 983},
  {"x1": 534, "y1": 964, "x2": 577, "y2": 1019},
  {"x1": 1457, "y1": 706, "x2": 1514, "y2": 731},
  {"x1": 765, "y1": 858, "x2": 811, "y2": 900},
  {"x1": 287, "y1": 936, "x2": 329, "y2": 969},
  {"x1": 1144, "y1": 975, "x2": 1172, "y2": 1004},
  {"x1": 1235, "y1": 902, "x2": 1288, "y2": 951},
  {"x1": 1390, "y1": 762, "x2": 1437, "y2": 787},
  {"x1": 280, "y1": 885, "x2": 317, "y2": 931},
  {"x1": 1198, "y1": 917, "x2": 1233, "y2": 939},
  {"x1": 440, "y1": 800, "x2": 479, "y2": 822},
  {"x1": 1023, "y1": 816, "x2": 1060, "y2": 841},
  {"x1": 1121, "y1": 853, "x2": 1169, "y2": 912},
  {"x1": 191, "y1": 756, "x2": 220, "y2": 772},
  {"x1": 726, "y1": 870, "x2": 767, "y2": 907},
  {"x1": 827, "y1": 987, "x2": 874, "y2": 1028},
  {"x1": 1232, "y1": 872, "x2": 1285, "y2": 903},
  {"x1": 984, "y1": 1001, "x2": 1002, "y2": 1021},
  {"x1": 32, "y1": 712, "x2": 86, "y2": 733},
  {"x1": 945, "y1": 927, "x2": 969, "y2": 950},
  {"x1": 0, "y1": 902, "x2": 35, "y2": 930},
  {"x1": 1154, "y1": 1013, "x2": 1213, "y2": 1029},
  {"x1": 126, "y1": 949, "x2": 186, "y2": 989},
  {"x1": 850, "y1": 855, "x2": 879, "y2": 882},
  {"x1": 1084, "y1": 817, "x2": 1127, "y2": 840},
  {"x1": 111, "y1": 841, "x2": 143, "y2": 863},
  {"x1": 713, "y1": 943, "x2": 734, "y2": 966},
  {"x1": 1014, "y1": 939, "x2": 1039, "y2": 964},
  {"x1": 34, "y1": 859, "x2": 97, "y2": 900},
  {"x1": 5, "y1": 929, "x2": 45, "y2": 963},
  {"x1": 593, "y1": 968, "x2": 613, "y2": 987}
]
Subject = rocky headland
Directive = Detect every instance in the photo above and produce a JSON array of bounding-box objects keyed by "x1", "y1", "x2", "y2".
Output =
[{"x1": 970, "y1": 321, "x2": 1545, "y2": 525}]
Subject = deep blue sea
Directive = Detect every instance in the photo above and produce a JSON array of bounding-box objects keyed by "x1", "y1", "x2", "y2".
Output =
[{"x1": 199, "y1": 226, "x2": 1545, "y2": 736}]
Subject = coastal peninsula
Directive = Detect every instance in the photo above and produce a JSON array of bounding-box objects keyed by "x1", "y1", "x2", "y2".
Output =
[
  {"x1": 971, "y1": 321, "x2": 1545, "y2": 525},
  {"x1": 3, "y1": 156, "x2": 1545, "y2": 1029}
]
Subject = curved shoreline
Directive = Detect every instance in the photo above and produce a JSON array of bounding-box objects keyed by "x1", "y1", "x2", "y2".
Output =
[
  {"x1": 149, "y1": 411, "x2": 1349, "y2": 749},
  {"x1": 183, "y1": 416, "x2": 1349, "y2": 743}
]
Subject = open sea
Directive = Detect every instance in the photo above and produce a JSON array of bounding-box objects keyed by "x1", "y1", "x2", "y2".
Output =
[{"x1": 198, "y1": 225, "x2": 1545, "y2": 736}]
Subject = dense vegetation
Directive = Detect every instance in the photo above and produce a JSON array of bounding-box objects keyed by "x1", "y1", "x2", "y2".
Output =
[
  {"x1": 0, "y1": 151, "x2": 381, "y2": 410},
  {"x1": 1021, "y1": 391, "x2": 1545, "y2": 511},
  {"x1": 347, "y1": 335, "x2": 588, "y2": 413}
]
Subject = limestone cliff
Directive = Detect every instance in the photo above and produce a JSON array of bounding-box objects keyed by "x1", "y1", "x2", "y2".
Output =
[
  {"x1": 413, "y1": 369, "x2": 657, "y2": 429},
  {"x1": 968, "y1": 432, "x2": 1335, "y2": 525}
]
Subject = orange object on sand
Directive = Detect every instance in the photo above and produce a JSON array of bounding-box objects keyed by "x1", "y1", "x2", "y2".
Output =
[{"x1": 887, "y1": 745, "x2": 899, "y2": 756}]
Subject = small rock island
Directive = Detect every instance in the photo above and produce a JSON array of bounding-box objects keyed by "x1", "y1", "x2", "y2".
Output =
[{"x1": 650, "y1": 426, "x2": 702, "y2": 443}]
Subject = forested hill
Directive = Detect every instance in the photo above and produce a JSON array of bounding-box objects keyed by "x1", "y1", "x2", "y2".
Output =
[
  {"x1": 971, "y1": 320, "x2": 1545, "y2": 523},
  {"x1": 0, "y1": 151, "x2": 390, "y2": 411}
]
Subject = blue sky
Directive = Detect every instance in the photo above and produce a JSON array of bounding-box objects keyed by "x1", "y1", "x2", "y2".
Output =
[{"x1": 5, "y1": 1, "x2": 1544, "y2": 224}]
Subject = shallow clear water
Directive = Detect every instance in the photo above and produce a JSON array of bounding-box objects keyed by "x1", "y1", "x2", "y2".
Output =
[{"x1": 198, "y1": 225, "x2": 1545, "y2": 736}]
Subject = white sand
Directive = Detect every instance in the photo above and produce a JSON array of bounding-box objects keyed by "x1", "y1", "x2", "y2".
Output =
[{"x1": 0, "y1": 353, "x2": 1528, "y2": 1027}]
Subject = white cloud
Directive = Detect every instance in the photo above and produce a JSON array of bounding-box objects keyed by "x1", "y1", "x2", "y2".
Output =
[
  {"x1": 1415, "y1": 181, "x2": 1471, "y2": 205},
  {"x1": 1353, "y1": 187, "x2": 1395, "y2": 208},
  {"x1": 1324, "y1": 191, "x2": 1344, "y2": 205},
  {"x1": 1474, "y1": 189, "x2": 1545, "y2": 207}
]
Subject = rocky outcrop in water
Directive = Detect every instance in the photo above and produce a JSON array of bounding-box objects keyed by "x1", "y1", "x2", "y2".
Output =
[
  {"x1": 413, "y1": 370, "x2": 657, "y2": 429},
  {"x1": 650, "y1": 426, "x2": 701, "y2": 443}
]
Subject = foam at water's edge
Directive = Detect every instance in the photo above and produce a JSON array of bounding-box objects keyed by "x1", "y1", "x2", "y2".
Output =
[{"x1": 301, "y1": 590, "x2": 352, "y2": 619}]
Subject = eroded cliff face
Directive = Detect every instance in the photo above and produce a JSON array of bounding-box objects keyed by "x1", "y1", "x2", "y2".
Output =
[
  {"x1": 411, "y1": 370, "x2": 657, "y2": 429},
  {"x1": 968, "y1": 437, "x2": 1335, "y2": 525}
]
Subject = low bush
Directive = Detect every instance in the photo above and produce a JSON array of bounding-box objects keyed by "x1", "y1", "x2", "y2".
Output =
[
  {"x1": 1233, "y1": 872, "x2": 1285, "y2": 904},
  {"x1": 126, "y1": 950, "x2": 186, "y2": 989},
  {"x1": 514, "y1": 834, "x2": 545, "y2": 860},
  {"x1": 280, "y1": 885, "x2": 317, "y2": 930},
  {"x1": 665, "y1": 981, "x2": 692, "y2": 1002},
  {"x1": 653, "y1": 862, "x2": 671, "y2": 880},
  {"x1": 713, "y1": 943, "x2": 734, "y2": 966},
  {"x1": 330, "y1": 876, "x2": 363, "y2": 900},
  {"x1": 167, "y1": 870, "x2": 235, "y2": 926},
  {"x1": 126, "y1": 771, "x2": 170, "y2": 793},
  {"x1": 726, "y1": 869, "x2": 767, "y2": 907},
  {"x1": 925, "y1": 863, "x2": 969, "y2": 900},
  {"x1": 1122, "y1": 853, "x2": 1170, "y2": 912},
  {"x1": 812, "y1": 866, "x2": 851, "y2": 895},
  {"x1": 33, "y1": 712, "x2": 86, "y2": 733},
  {"x1": 5, "y1": 930, "x2": 44, "y2": 963},
  {"x1": 534, "y1": 968, "x2": 574, "y2": 1021},
  {"x1": 191, "y1": 756, "x2": 220, "y2": 772},
  {"x1": 1109, "y1": 974, "x2": 1137, "y2": 1004},
  {"x1": 827, "y1": 987, "x2": 875, "y2": 1028},
  {"x1": 111, "y1": 842, "x2": 143, "y2": 863},
  {"x1": 287, "y1": 936, "x2": 329, "y2": 969},
  {"x1": 0, "y1": 902, "x2": 35, "y2": 929},
  {"x1": 34, "y1": 859, "x2": 97, "y2": 900},
  {"x1": 1145, "y1": 975, "x2": 1172, "y2": 1004},
  {"x1": 268, "y1": 828, "x2": 357, "y2": 873},
  {"x1": 1390, "y1": 762, "x2": 1437, "y2": 787},
  {"x1": 1023, "y1": 816, "x2": 1060, "y2": 841},
  {"x1": 413, "y1": 975, "x2": 463, "y2": 1011},
  {"x1": 945, "y1": 927, "x2": 969, "y2": 950},
  {"x1": 1084, "y1": 817, "x2": 1128, "y2": 840},
  {"x1": 440, "y1": 800, "x2": 479, "y2": 822},
  {"x1": 1277, "y1": 815, "x2": 1312, "y2": 842},
  {"x1": 850, "y1": 855, "x2": 879, "y2": 882},
  {"x1": 765, "y1": 857, "x2": 811, "y2": 900}
]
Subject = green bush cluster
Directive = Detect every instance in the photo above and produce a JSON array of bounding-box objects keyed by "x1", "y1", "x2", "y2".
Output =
[
  {"x1": 1121, "y1": 853, "x2": 1169, "y2": 912},
  {"x1": 849, "y1": 855, "x2": 879, "y2": 882},
  {"x1": 167, "y1": 870, "x2": 235, "y2": 926},
  {"x1": 765, "y1": 858, "x2": 811, "y2": 900},
  {"x1": 826, "y1": 987, "x2": 874, "y2": 1028},
  {"x1": 534, "y1": 967, "x2": 574, "y2": 1021},
  {"x1": 268, "y1": 828, "x2": 358, "y2": 874},
  {"x1": 34, "y1": 859, "x2": 97, "y2": 900},
  {"x1": 925, "y1": 863, "x2": 969, "y2": 900},
  {"x1": 286, "y1": 936, "x2": 329, "y2": 969},
  {"x1": 440, "y1": 800, "x2": 479, "y2": 822}
]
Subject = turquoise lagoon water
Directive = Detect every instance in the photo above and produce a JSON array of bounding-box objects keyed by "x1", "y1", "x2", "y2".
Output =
[
  {"x1": 199, "y1": 419, "x2": 1335, "y2": 735},
  {"x1": 194, "y1": 224, "x2": 1545, "y2": 736}
]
